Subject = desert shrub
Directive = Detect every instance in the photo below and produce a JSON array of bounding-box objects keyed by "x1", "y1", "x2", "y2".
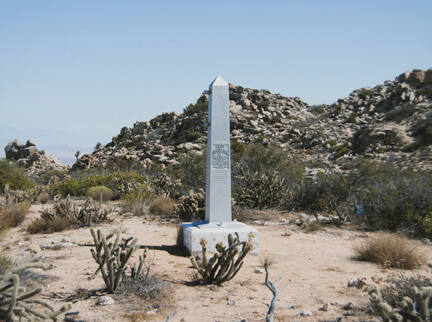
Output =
[
  {"x1": 0, "y1": 201, "x2": 31, "y2": 232},
  {"x1": 122, "y1": 184, "x2": 153, "y2": 216},
  {"x1": 185, "y1": 131, "x2": 202, "y2": 142},
  {"x1": 355, "y1": 170, "x2": 432, "y2": 236},
  {"x1": 37, "y1": 191, "x2": 50, "y2": 204},
  {"x1": 0, "y1": 255, "x2": 12, "y2": 274},
  {"x1": 330, "y1": 144, "x2": 350, "y2": 158},
  {"x1": 233, "y1": 165, "x2": 286, "y2": 209},
  {"x1": 87, "y1": 185, "x2": 113, "y2": 201},
  {"x1": 52, "y1": 171, "x2": 147, "y2": 197},
  {"x1": 27, "y1": 197, "x2": 111, "y2": 234},
  {"x1": 385, "y1": 104, "x2": 416, "y2": 122},
  {"x1": 175, "y1": 189, "x2": 205, "y2": 222},
  {"x1": 166, "y1": 153, "x2": 206, "y2": 194},
  {"x1": 35, "y1": 169, "x2": 68, "y2": 185},
  {"x1": 232, "y1": 144, "x2": 304, "y2": 209},
  {"x1": 358, "y1": 88, "x2": 375, "y2": 99},
  {"x1": 418, "y1": 86, "x2": 432, "y2": 98},
  {"x1": 149, "y1": 195, "x2": 177, "y2": 217},
  {"x1": 303, "y1": 220, "x2": 324, "y2": 232},
  {"x1": 0, "y1": 159, "x2": 33, "y2": 191},
  {"x1": 353, "y1": 234, "x2": 425, "y2": 269},
  {"x1": 183, "y1": 96, "x2": 208, "y2": 116},
  {"x1": 413, "y1": 115, "x2": 432, "y2": 146},
  {"x1": 291, "y1": 173, "x2": 350, "y2": 218}
]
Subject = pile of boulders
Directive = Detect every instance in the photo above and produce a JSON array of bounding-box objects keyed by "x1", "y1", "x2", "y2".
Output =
[
  {"x1": 4, "y1": 139, "x2": 67, "y2": 178},
  {"x1": 72, "y1": 68, "x2": 432, "y2": 175}
]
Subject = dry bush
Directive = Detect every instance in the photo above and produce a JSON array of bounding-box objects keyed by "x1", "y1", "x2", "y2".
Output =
[
  {"x1": 0, "y1": 255, "x2": 12, "y2": 274},
  {"x1": 353, "y1": 234, "x2": 425, "y2": 269},
  {"x1": 27, "y1": 216, "x2": 71, "y2": 234},
  {"x1": 176, "y1": 224, "x2": 184, "y2": 248},
  {"x1": 0, "y1": 201, "x2": 30, "y2": 231},
  {"x1": 303, "y1": 220, "x2": 324, "y2": 233},
  {"x1": 149, "y1": 195, "x2": 177, "y2": 217},
  {"x1": 37, "y1": 191, "x2": 50, "y2": 204}
]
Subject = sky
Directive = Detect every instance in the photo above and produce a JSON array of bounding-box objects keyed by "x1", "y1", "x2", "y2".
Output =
[{"x1": 0, "y1": 0, "x2": 431, "y2": 162}]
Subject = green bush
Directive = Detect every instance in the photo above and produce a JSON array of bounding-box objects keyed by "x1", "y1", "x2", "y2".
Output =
[
  {"x1": 52, "y1": 171, "x2": 147, "y2": 197},
  {"x1": 183, "y1": 96, "x2": 208, "y2": 116},
  {"x1": 384, "y1": 104, "x2": 416, "y2": 122},
  {"x1": 418, "y1": 86, "x2": 432, "y2": 98},
  {"x1": 166, "y1": 153, "x2": 206, "y2": 194},
  {"x1": 291, "y1": 173, "x2": 350, "y2": 218},
  {"x1": 175, "y1": 189, "x2": 205, "y2": 222},
  {"x1": 355, "y1": 170, "x2": 432, "y2": 237},
  {"x1": 0, "y1": 159, "x2": 33, "y2": 191},
  {"x1": 413, "y1": 115, "x2": 432, "y2": 146},
  {"x1": 122, "y1": 184, "x2": 153, "y2": 216},
  {"x1": 87, "y1": 186, "x2": 113, "y2": 201}
]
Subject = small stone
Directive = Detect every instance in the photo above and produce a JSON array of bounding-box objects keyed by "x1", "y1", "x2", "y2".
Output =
[
  {"x1": 254, "y1": 267, "x2": 264, "y2": 274},
  {"x1": 98, "y1": 296, "x2": 114, "y2": 306},
  {"x1": 319, "y1": 303, "x2": 329, "y2": 311},
  {"x1": 428, "y1": 261, "x2": 432, "y2": 269},
  {"x1": 343, "y1": 302, "x2": 354, "y2": 310},
  {"x1": 227, "y1": 299, "x2": 236, "y2": 305},
  {"x1": 300, "y1": 309, "x2": 312, "y2": 316},
  {"x1": 26, "y1": 244, "x2": 41, "y2": 254},
  {"x1": 61, "y1": 237, "x2": 70, "y2": 243}
]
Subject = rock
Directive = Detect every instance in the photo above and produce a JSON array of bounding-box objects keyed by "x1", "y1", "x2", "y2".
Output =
[
  {"x1": 407, "y1": 69, "x2": 425, "y2": 84},
  {"x1": 4, "y1": 139, "x2": 67, "y2": 178},
  {"x1": 98, "y1": 296, "x2": 115, "y2": 306},
  {"x1": 347, "y1": 278, "x2": 366, "y2": 288},
  {"x1": 343, "y1": 302, "x2": 354, "y2": 310},
  {"x1": 319, "y1": 303, "x2": 329, "y2": 311},
  {"x1": 254, "y1": 267, "x2": 264, "y2": 274},
  {"x1": 26, "y1": 244, "x2": 41, "y2": 254},
  {"x1": 40, "y1": 241, "x2": 76, "y2": 250},
  {"x1": 299, "y1": 309, "x2": 312, "y2": 316},
  {"x1": 427, "y1": 261, "x2": 432, "y2": 269}
]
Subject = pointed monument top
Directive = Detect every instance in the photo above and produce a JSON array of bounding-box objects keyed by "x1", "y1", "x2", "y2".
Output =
[{"x1": 210, "y1": 75, "x2": 228, "y2": 88}]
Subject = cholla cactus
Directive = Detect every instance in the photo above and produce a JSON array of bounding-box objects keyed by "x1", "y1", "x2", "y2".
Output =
[
  {"x1": 0, "y1": 255, "x2": 70, "y2": 321},
  {"x1": 190, "y1": 232, "x2": 254, "y2": 285},
  {"x1": 369, "y1": 284, "x2": 432, "y2": 321},
  {"x1": 175, "y1": 189, "x2": 205, "y2": 221},
  {"x1": 90, "y1": 229, "x2": 147, "y2": 293}
]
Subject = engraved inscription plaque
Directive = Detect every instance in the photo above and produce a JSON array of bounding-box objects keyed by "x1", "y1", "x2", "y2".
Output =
[{"x1": 211, "y1": 144, "x2": 229, "y2": 169}]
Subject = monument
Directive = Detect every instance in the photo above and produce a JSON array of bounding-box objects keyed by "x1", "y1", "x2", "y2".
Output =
[{"x1": 182, "y1": 76, "x2": 259, "y2": 255}]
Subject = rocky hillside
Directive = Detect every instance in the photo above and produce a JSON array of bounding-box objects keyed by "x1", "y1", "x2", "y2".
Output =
[
  {"x1": 73, "y1": 68, "x2": 432, "y2": 174},
  {"x1": 4, "y1": 139, "x2": 67, "y2": 178}
]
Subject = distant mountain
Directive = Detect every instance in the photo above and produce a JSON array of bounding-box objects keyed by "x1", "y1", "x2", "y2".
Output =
[{"x1": 73, "y1": 68, "x2": 432, "y2": 175}]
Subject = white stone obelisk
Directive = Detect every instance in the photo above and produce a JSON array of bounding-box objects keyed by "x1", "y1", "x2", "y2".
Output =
[
  {"x1": 182, "y1": 76, "x2": 259, "y2": 255},
  {"x1": 205, "y1": 76, "x2": 232, "y2": 223}
]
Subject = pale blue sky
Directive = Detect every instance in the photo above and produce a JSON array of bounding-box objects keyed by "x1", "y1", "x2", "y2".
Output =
[{"x1": 0, "y1": 0, "x2": 431, "y2": 160}]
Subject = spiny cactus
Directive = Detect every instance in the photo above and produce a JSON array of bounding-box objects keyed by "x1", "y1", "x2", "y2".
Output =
[
  {"x1": 0, "y1": 254, "x2": 70, "y2": 321},
  {"x1": 90, "y1": 229, "x2": 147, "y2": 293},
  {"x1": 190, "y1": 232, "x2": 255, "y2": 285},
  {"x1": 369, "y1": 284, "x2": 432, "y2": 321},
  {"x1": 39, "y1": 196, "x2": 110, "y2": 229},
  {"x1": 175, "y1": 189, "x2": 205, "y2": 221},
  {"x1": 233, "y1": 164, "x2": 286, "y2": 209}
]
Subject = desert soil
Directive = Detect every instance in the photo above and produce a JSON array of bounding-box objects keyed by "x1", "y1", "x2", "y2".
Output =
[{"x1": 1, "y1": 202, "x2": 432, "y2": 322}]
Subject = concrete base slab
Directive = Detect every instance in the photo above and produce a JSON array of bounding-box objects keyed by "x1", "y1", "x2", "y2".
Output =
[{"x1": 182, "y1": 221, "x2": 259, "y2": 256}]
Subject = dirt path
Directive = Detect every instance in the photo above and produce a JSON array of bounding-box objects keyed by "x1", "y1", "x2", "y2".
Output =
[{"x1": 1, "y1": 204, "x2": 431, "y2": 321}]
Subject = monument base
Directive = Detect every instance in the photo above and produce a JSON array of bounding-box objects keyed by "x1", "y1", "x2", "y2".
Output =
[{"x1": 182, "y1": 221, "x2": 259, "y2": 256}]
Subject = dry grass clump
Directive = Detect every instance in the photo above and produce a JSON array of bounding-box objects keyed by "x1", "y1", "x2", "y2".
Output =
[
  {"x1": 353, "y1": 234, "x2": 426, "y2": 269},
  {"x1": 27, "y1": 216, "x2": 71, "y2": 234},
  {"x1": 303, "y1": 220, "x2": 324, "y2": 233},
  {"x1": 37, "y1": 191, "x2": 51, "y2": 204},
  {"x1": 149, "y1": 195, "x2": 177, "y2": 217},
  {"x1": 0, "y1": 255, "x2": 12, "y2": 273},
  {"x1": 0, "y1": 201, "x2": 31, "y2": 232}
]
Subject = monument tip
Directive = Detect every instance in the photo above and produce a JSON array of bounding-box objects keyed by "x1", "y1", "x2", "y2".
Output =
[{"x1": 210, "y1": 75, "x2": 228, "y2": 88}]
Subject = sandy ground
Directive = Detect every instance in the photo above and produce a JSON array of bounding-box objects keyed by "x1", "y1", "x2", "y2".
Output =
[{"x1": 1, "y1": 203, "x2": 432, "y2": 322}]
